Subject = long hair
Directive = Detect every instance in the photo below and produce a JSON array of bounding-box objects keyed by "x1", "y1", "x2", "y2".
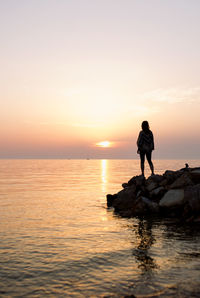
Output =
[{"x1": 141, "y1": 121, "x2": 150, "y2": 133}]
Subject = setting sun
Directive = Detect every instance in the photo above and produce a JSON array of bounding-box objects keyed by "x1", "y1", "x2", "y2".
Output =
[{"x1": 96, "y1": 141, "x2": 112, "y2": 148}]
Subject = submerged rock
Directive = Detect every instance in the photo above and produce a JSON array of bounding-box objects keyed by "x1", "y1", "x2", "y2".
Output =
[{"x1": 106, "y1": 165, "x2": 200, "y2": 222}]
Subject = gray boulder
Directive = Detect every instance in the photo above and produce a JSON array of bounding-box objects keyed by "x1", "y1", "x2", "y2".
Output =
[{"x1": 159, "y1": 189, "x2": 184, "y2": 208}]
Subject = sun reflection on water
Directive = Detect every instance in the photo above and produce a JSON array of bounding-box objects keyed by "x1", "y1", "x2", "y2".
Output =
[{"x1": 101, "y1": 159, "x2": 107, "y2": 193}]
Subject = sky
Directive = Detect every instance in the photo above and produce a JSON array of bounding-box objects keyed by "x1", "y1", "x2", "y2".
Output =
[{"x1": 1, "y1": 0, "x2": 200, "y2": 159}]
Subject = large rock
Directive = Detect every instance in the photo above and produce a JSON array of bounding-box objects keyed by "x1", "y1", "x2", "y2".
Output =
[
  {"x1": 169, "y1": 172, "x2": 193, "y2": 189},
  {"x1": 163, "y1": 170, "x2": 182, "y2": 184},
  {"x1": 190, "y1": 169, "x2": 200, "y2": 184},
  {"x1": 184, "y1": 184, "x2": 200, "y2": 213},
  {"x1": 159, "y1": 189, "x2": 184, "y2": 208},
  {"x1": 149, "y1": 186, "x2": 166, "y2": 199},
  {"x1": 131, "y1": 197, "x2": 147, "y2": 216},
  {"x1": 146, "y1": 175, "x2": 164, "y2": 192},
  {"x1": 127, "y1": 175, "x2": 145, "y2": 187},
  {"x1": 107, "y1": 165, "x2": 200, "y2": 221},
  {"x1": 107, "y1": 194, "x2": 117, "y2": 207},
  {"x1": 141, "y1": 196, "x2": 159, "y2": 213},
  {"x1": 112, "y1": 184, "x2": 137, "y2": 211}
]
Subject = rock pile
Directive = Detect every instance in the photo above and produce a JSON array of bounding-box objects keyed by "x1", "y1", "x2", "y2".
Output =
[{"x1": 106, "y1": 165, "x2": 200, "y2": 222}]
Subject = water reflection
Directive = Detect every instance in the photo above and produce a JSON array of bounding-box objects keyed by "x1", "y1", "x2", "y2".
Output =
[
  {"x1": 101, "y1": 159, "x2": 107, "y2": 193},
  {"x1": 133, "y1": 218, "x2": 157, "y2": 274}
]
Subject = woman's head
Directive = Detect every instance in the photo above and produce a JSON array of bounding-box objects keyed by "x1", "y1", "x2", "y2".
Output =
[{"x1": 141, "y1": 120, "x2": 150, "y2": 132}]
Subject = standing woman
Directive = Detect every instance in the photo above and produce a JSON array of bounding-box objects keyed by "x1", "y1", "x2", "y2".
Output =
[{"x1": 137, "y1": 121, "x2": 154, "y2": 176}]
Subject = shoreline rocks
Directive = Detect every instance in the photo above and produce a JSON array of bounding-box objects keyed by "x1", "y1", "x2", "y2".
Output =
[{"x1": 106, "y1": 165, "x2": 200, "y2": 222}]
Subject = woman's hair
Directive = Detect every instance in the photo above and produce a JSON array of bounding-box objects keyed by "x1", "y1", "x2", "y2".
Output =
[{"x1": 141, "y1": 120, "x2": 150, "y2": 132}]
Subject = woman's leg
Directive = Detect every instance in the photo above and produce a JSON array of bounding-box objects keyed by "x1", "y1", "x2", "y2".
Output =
[
  {"x1": 140, "y1": 152, "x2": 145, "y2": 176},
  {"x1": 146, "y1": 151, "x2": 154, "y2": 175}
]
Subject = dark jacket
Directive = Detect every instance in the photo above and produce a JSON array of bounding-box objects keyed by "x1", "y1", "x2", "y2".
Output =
[{"x1": 137, "y1": 130, "x2": 154, "y2": 153}]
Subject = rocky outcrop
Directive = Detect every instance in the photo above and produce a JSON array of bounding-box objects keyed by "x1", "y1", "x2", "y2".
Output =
[{"x1": 106, "y1": 165, "x2": 200, "y2": 222}]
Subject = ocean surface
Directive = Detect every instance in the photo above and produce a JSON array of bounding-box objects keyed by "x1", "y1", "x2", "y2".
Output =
[{"x1": 0, "y1": 159, "x2": 200, "y2": 297}]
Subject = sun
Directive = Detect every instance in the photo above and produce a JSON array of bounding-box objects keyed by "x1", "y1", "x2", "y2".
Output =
[{"x1": 96, "y1": 141, "x2": 111, "y2": 148}]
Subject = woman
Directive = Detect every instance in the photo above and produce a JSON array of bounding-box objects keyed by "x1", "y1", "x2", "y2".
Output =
[{"x1": 137, "y1": 121, "x2": 154, "y2": 176}]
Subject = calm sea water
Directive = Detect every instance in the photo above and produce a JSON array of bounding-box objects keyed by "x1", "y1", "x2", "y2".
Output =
[{"x1": 0, "y1": 159, "x2": 200, "y2": 297}]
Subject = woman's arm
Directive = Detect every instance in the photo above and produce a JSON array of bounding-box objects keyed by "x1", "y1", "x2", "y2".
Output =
[{"x1": 151, "y1": 132, "x2": 155, "y2": 150}]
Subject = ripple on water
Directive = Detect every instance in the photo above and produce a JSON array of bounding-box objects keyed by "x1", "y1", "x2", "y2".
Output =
[{"x1": 1, "y1": 159, "x2": 200, "y2": 297}]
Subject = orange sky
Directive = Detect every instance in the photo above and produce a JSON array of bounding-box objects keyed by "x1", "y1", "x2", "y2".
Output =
[{"x1": 1, "y1": 1, "x2": 200, "y2": 158}]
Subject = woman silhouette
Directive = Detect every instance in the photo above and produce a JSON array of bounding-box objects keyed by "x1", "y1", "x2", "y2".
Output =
[{"x1": 137, "y1": 121, "x2": 154, "y2": 176}]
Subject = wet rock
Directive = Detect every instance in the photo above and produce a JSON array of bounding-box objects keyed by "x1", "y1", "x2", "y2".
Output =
[
  {"x1": 159, "y1": 189, "x2": 184, "y2": 208},
  {"x1": 131, "y1": 197, "x2": 147, "y2": 216},
  {"x1": 117, "y1": 209, "x2": 133, "y2": 218},
  {"x1": 106, "y1": 194, "x2": 117, "y2": 207},
  {"x1": 112, "y1": 184, "x2": 137, "y2": 211}
]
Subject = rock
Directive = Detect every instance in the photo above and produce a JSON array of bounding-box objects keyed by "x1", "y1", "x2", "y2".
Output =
[
  {"x1": 107, "y1": 194, "x2": 117, "y2": 207},
  {"x1": 149, "y1": 174, "x2": 164, "y2": 184},
  {"x1": 107, "y1": 166, "x2": 200, "y2": 222},
  {"x1": 169, "y1": 172, "x2": 193, "y2": 189},
  {"x1": 122, "y1": 183, "x2": 129, "y2": 188},
  {"x1": 194, "y1": 216, "x2": 200, "y2": 223},
  {"x1": 159, "y1": 189, "x2": 184, "y2": 208},
  {"x1": 159, "y1": 178, "x2": 168, "y2": 187},
  {"x1": 128, "y1": 175, "x2": 145, "y2": 187},
  {"x1": 141, "y1": 196, "x2": 159, "y2": 213},
  {"x1": 146, "y1": 175, "x2": 164, "y2": 192},
  {"x1": 113, "y1": 184, "x2": 137, "y2": 211},
  {"x1": 146, "y1": 181, "x2": 158, "y2": 192},
  {"x1": 150, "y1": 186, "x2": 166, "y2": 198},
  {"x1": 180, "y1": 163, "x2": 190, "y2": 171},
  {"x1": 184, "y1": 184, "x2": 200, "y2": 214},
  {"x1": 190, "y1": 169, "x2": 200, "y2": 184},
  {"x1": 118, "y1": 209, "x2": 133, "y2": 217},
  {"x1": 131, "y1": 197, "x2": 147, "y2": 216},
  {"x1": 163, "y1": 170, "x2": 182, "y2": 184}
]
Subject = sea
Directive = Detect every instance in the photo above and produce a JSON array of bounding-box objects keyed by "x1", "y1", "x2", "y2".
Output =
[{"x1": 0, "y1": 159, "x2": 200, "y2": 297}]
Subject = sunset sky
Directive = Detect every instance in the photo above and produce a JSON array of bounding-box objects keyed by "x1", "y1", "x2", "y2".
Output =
[{"x1": 1, "y1": 0, "x2": 200, "y2": 159}]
